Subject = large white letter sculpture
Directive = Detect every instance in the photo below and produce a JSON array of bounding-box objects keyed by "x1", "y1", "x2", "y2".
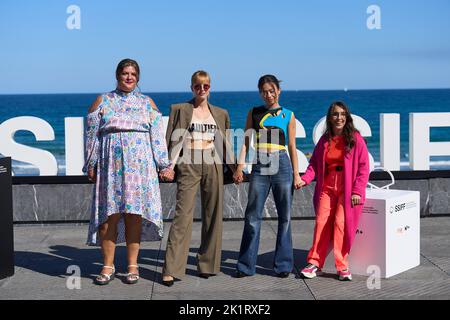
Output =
[
  {"x1": 65, "y1": 117, "x2": 84, "y2": 175},
  {"x1": 380, "y1": 114, "x2": 400, "y2": 170},
  {"x1": 409, "y1": 113, "x2": 450, "y2": 170},
  {"x1": 0, "y1": 116, "x2": 58, "y2": 175},
  {"x1": 295, "y1": 119, "x2": 307, "y2": 172},
  {"x1": 3, "y1": 113, "x2": 450, "y2": 175}
]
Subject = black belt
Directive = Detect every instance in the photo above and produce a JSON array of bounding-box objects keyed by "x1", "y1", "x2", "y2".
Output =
[{"x1": 334, "y1": 166, "x2": 343, "y2": 171}]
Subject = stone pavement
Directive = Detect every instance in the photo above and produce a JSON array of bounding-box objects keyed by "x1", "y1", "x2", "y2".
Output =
[{"x1": 1, "y1": 217, "x2": 449, "y2": 300}]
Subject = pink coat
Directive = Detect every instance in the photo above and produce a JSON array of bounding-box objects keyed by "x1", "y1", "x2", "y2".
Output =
[{"x1": 301, "y1": 131, "x2": 370, "y2": 251}]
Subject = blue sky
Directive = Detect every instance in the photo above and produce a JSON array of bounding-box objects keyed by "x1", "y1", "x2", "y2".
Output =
[{"x1": 1, "y1": 0, "x2": 449, "y2": 93}]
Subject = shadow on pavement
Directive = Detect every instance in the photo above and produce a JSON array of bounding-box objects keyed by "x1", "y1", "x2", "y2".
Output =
[{"x1": 14, "y1": 245, "x2": 309, "y2": 282}]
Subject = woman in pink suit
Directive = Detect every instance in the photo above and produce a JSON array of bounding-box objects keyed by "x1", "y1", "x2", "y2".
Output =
[{"x1": 299, "y1": 101, "x2": 370, "y2": 281}]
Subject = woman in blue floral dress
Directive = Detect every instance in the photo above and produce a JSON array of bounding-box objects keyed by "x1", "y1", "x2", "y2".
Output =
[{"x1": 84, "y1": 59, "x2": 174, "y2": 285}]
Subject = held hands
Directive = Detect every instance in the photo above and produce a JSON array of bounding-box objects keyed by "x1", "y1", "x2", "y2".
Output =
[
  {"x1": 294, "y1": 173, "x2": 306, "y2": 190},
  {"x1": 159, "y1": 167, "x2": 175, "y2": 182},
  {"x1": 351, "y1": 194, "x2": 361, "y2": 207},
  {"x1": 233, "y1": 169, "x2": 244, "y2": 184},
  {"x1": 87, "y1": 168, "x2": 96, "y2": 183}
]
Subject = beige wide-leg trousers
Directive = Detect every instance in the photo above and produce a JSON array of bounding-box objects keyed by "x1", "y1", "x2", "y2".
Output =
[{"x1": 163, "y1": 149, "x2": 224, "y2": 279}]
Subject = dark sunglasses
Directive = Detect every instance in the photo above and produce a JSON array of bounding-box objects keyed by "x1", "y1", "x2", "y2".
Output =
[{"x1": 193, "y1": 83, "x2": 210, "y2": 91}]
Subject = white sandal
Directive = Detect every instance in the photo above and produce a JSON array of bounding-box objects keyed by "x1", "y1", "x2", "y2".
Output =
[
  {"x1": 126, "y1": 265, "x2": 140, "y2": 284},
  {"x1": 94, "y1": 265, "x2": 115, "y2": 285}
]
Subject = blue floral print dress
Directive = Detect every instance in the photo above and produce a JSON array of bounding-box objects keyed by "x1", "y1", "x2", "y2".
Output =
[{"x1": 84, "y1": 89, "x2": 171, "y2": 246}]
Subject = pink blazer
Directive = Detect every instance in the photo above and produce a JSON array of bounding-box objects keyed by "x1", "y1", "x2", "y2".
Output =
[{"x1": 301, "y1": 131, "x2": 370, "y2": 251}]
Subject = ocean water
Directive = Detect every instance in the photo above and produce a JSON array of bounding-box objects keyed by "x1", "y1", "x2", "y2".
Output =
[{"x1": 1, "y1": 89, "x2": 450, "y2": 175}]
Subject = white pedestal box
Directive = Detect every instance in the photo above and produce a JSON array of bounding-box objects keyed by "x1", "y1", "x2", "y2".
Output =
[{"x1": 323, "y1": 188, "x2": 420, "y2": 278}]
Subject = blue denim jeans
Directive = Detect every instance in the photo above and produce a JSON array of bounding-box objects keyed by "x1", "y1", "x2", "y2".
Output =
[{"x1": 237, "y1": 150, "x2": 294, "y2": 275}]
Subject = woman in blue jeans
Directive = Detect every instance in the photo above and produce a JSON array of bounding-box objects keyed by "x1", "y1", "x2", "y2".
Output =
[{"x1": 233, "y1": 74, "x2": 302, "y2": 278}]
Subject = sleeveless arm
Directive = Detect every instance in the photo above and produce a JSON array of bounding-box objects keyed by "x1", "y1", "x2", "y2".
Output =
[
  {"x1": 287, "y1": 112, "x2": 300, "y2": 175},
  {"x1": 301, "y1": 136, "x2": 324, "y2": 184}
]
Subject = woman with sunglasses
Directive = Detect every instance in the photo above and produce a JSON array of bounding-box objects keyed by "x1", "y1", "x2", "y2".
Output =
[
  {"x1": 233, "y1": 74, "x2": 302, "y2": 278},
  {"x1": 299, "y1": 101, "x2": 370, "y2": 281},
  {"x1": 161, "y1": 70, "x2": 235, "y2": 286},
  {"x1": 84, "y1": 58, "x2": 174, "y2": 285}
]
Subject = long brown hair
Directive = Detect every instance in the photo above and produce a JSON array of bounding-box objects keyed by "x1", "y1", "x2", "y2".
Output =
[{"x1": 324, "y1": 101, "x2": 359, "y2": 152}]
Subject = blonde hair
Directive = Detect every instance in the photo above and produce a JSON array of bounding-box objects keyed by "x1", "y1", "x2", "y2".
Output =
[{"x1": 191, "y1": 70, "x2": 210, "y2": 86}]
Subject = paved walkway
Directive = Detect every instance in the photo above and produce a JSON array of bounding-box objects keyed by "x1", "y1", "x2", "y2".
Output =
[{"x1": 1, "y1": 217, "x2": 449, "y2": 300}]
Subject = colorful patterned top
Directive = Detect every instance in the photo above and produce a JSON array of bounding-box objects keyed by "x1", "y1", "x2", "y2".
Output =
[
  {"x1": 251, "y1": 106, "x2": 293, "y2": 151},
  {"x1": 84, "y1": 88, "x2": 171, "y2": 246}
]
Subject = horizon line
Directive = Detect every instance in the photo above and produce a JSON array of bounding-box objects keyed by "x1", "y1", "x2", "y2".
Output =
[{"x1": 1, "y1": 87, "x2": 450, "y2": 96}]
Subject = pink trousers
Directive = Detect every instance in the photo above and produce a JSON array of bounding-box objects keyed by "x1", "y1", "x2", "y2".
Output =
[{"x1": 307, "y1": 168, "x2": 349, "y2": 271}]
